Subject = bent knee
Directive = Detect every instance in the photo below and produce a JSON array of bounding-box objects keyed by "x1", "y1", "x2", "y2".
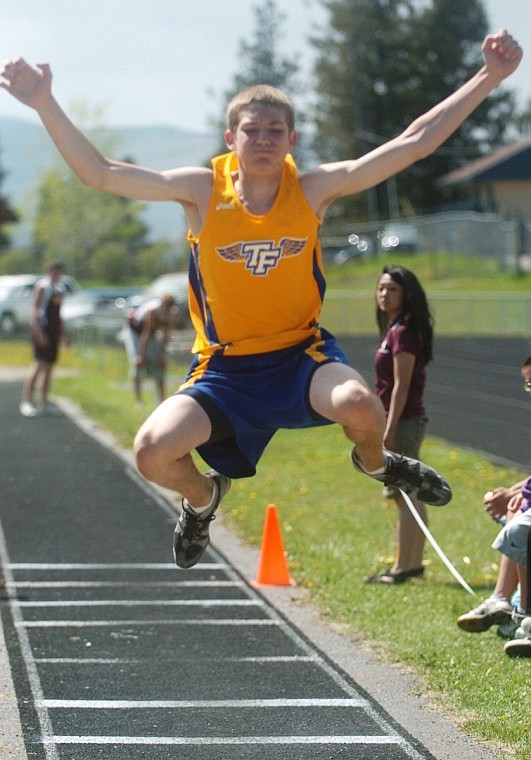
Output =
[
  {"x1": 133, "y1": 428, "x2": 167, "y2": 481},
  {"x1": 337, "y1": 381, "x2": 384, "y2": 427}
]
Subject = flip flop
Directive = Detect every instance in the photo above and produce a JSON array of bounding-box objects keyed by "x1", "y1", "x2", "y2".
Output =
[{"x1": 364, "y1": 566, "x2": 425, "y2": 585}]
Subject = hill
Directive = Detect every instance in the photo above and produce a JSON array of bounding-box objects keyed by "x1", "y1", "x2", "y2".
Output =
[{"x1": 0, "y1": 117, "x2": 218, "y2": 245}]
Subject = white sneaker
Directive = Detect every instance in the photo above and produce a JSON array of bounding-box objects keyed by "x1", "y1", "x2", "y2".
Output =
[
  {"x1": 19, "y1": 401, "x2": 39, "y2": 417},
  {"x1": 504, "y1": 615, "x2": 531, "y2": 658},
  {"x1": 456, "y1": 598, "x2": 513, "y2": 632}
]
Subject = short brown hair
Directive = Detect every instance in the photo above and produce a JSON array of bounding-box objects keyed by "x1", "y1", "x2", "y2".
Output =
[
  {"x1": 160, "y1": 293, "x2": 175, "y2": 307},
  {"x1": 46, "y1": 259, "x2": 65, "y2": 272},
  {"x1": 226, "y1": 85, "x2": 295, "y2": 132}
]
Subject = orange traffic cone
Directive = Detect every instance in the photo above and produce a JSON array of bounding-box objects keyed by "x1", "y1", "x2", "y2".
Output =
[{"x1": 251, "y1": 504, "x2": 295, "y2": 587}]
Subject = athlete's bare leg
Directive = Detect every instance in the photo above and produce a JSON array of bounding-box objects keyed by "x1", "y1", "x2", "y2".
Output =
[
  {"x1": 134, "y1": 393, "x2": 214, "y2": 507},
  {"x1": 309, "y1": 362, "x2": 386, "y2": 471},
  {"x1": 38, "y1": 361, "x2": 53, "y2": 407}
]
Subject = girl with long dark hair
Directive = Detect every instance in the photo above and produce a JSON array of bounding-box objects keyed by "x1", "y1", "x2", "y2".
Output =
[{"x1": 366, "y1": 264, "x2": 434, "y2": 584}]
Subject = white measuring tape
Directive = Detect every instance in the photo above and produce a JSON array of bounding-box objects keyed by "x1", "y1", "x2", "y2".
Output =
[{"x1": 399, "y1": 489, "x2": 477, "y2": 597}]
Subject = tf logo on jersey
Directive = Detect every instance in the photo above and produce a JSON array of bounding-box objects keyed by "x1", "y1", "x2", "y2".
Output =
[{"x1": 216, "y1": 237, "x2": 307, "y2": 276}]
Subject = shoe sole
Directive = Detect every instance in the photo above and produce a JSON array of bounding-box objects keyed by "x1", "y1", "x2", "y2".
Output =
[
  {"x1": 504, "y1": 639, "x2": 531, "y2": 657},
  {"x1": 457, "y1": 610, "x2": 512, "y2": 632}
]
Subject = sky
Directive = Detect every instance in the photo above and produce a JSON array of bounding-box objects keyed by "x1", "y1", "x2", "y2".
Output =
[{"x1": 0, "y1": 0, "x2": 530, "y2": 135}]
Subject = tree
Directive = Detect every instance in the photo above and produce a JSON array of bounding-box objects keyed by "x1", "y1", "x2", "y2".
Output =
[
  {"x1": 409, "y1": 0, "x2": 515, "y2": 208},
  {"x1": 32, "y1": 164, "x2": 150, "y2": 279},
  {"x1": 0, "y1": 145, "x2": 18, "y2": 249},
  {"x1": 514, "y1": 97, "x2": 531, "y2": 137},
  {"x1": 0, "y1": 248, "x2": 34, "y2": 275},
  {"x1": 311, "y1": 0, "x2": 516, "y2": 226},
  {"x1": 209, "y1": 0, "x2": 303, "y2": 158},
  {"x1": 231, "y1": 0, "x2": 300, "y2": 93},
  {"x1": 31, "y1": 106, "x2": 151, "y2": 280}
]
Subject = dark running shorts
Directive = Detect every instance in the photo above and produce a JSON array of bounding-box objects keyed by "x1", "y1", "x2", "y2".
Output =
[
  {"x1": 31, "y1": 326, "x2": 60, "y2": 364},
  {"x1": 177, "y1": 329, "x2": 349, "y2": 479}
]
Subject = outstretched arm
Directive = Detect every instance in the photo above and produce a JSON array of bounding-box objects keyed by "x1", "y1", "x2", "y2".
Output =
[
  {"x1": 0, "y1": 58, "x2": 209, "y2": 205},
  {"x1": 302, "y1": 29, "x2": 523, "y2": 214}
]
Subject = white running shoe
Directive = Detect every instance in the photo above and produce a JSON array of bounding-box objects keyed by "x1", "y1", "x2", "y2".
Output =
[
  {"x1": 457, "y1": 598, "x2": 513, "y2": 632},
  {"x1": 19, "y1": 401, "x2": 39, "y2": 417}
]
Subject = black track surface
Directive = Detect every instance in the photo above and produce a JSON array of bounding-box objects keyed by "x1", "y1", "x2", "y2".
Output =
[{"x1": 0, "y1": 380, "x2": 434, "y2": 760}]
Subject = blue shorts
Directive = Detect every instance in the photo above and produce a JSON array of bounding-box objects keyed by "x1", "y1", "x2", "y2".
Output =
[{"x1": 177, "y1": 329, "x2": 349, "y2": 478}]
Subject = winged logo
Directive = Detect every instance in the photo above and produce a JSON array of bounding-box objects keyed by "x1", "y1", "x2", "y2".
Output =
[
  {"x1": 278, "y1": 237, "x2": 306, "y2": 258},
  {"x1": 216, "y1": 242, "x2": 246, "y2": 262},
  {"x1": 216, "y1": 237, "x2": 307, "y2": 275}
]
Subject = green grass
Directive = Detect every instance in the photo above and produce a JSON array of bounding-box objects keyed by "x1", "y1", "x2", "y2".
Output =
[
  {"x1": 323, "y1": 252, "x2": 531, "y2": 336},
  {"x1": 325, "y1": 250, "x2": 531, "y2": 292}
]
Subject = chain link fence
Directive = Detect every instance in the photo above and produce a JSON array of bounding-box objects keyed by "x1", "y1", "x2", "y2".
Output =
[{"x1": 322, "y1": 211, "x2": 531, "y2": 274}]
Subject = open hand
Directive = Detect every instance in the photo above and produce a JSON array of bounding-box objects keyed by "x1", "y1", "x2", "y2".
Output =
[{"x1": 0, "y1": 57, "x2": 52, "y2": 108}]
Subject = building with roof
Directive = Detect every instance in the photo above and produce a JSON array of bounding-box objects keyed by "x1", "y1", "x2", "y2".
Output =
[{"x1": 438, "y1": 136, "x2": 531, "y2": 220}]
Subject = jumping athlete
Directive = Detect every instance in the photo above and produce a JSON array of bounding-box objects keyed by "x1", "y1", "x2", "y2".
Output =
[{"x1": 1, "y1": 29, "x2": 522, "y2": 568}]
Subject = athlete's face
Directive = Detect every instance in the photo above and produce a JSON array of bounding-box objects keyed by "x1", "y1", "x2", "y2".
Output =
[
  {"x1": 376, "y1": 273, "x2": 404, "y2": 320},
  {"x1": 225, "y1": 104, "x2": 297, "y2": 171}
]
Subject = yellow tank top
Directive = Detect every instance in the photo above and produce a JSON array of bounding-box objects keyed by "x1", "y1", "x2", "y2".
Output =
[{"x1": 187, "y1": 152, "x2": 326, "y2": 356}]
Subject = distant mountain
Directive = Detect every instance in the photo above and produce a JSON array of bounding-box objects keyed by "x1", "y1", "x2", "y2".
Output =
[{"x1": 0, "y1": 117, "x2": 219, "y2": 245}]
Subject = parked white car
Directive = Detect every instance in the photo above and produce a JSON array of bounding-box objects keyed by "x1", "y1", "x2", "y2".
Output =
[{"x1": 0, "y1": 273, "x2": 81, "y2": 337}]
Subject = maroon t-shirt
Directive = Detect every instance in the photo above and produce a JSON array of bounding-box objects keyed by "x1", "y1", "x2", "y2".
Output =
[{"x1": 374, "y1": 321, "x2": 426, "y2": 419}]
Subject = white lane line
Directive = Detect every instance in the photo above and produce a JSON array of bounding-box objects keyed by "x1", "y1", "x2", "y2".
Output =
[
  {"x1": 17, "y1": 598, "x2": 261, "y2": 607},
  {"x1": 18, "y1": 618, "x2": 277, "y2": 628},
  {"x1": 43, "y1": 735, "x2": 406, "y2": 746},
  {"x1": 9, "y1": 580, "x2": 239, "y2": 588},
  {"x1": 0, "y1": 522, "x2": 60, "y2": 760},
  {"x1": 8, "y1": 562, "x2": 222, "y2": 569},
  {"x1": 39, "y1": 697, "x2": 367, "y2": 708},
  {"x1": 34, "y1": 655, "x2": 317, "y2": 665},
  {"x1": 226, "y1": 655, "x2": 317, "y2": 662},
  {"x1": 34, "y1": 658, "x2": 139, "y2": 664}
]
